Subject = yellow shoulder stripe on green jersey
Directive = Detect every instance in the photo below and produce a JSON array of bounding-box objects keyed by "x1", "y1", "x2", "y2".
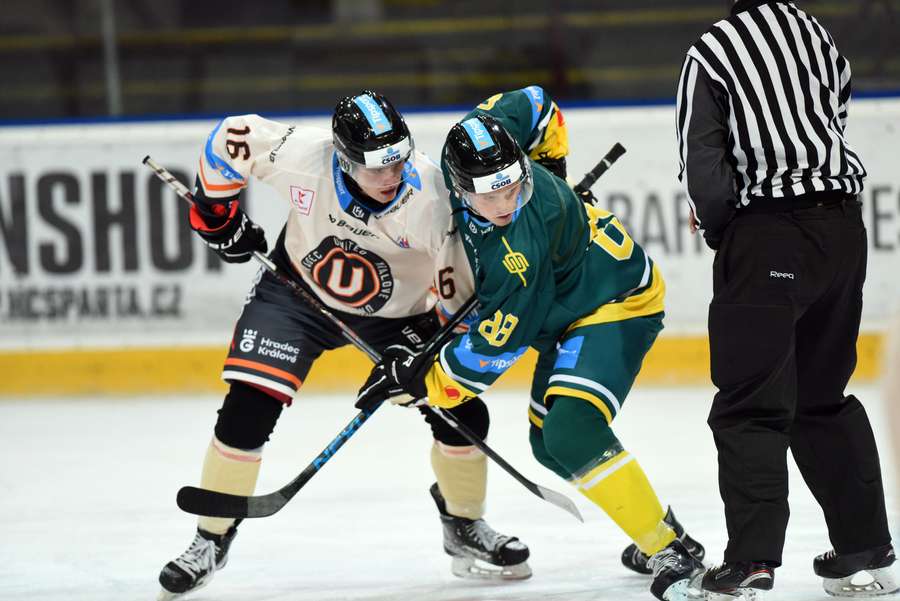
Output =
[
  {"x1": 568, "y1": 263, "x2": 666, "y2": 330},
  {"x1": 526, "y1": 102, "x2": 569, "y2": 161}
]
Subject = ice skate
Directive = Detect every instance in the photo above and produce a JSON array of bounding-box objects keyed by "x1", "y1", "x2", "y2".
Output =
[
  {"x1": 430, "y1": 482, "x2": 531, "y2": 580},
  {"x1": 621, "y1": 507, "x2": 705, "y2": 575},
  {"x1": 701, "y1": 560, "x2": 774, "y2": 601},
  {"x1": 814, "y1": 544, "x2": 898, "y2": 597},
  {"x1": 648, "y1": 539, "x2": 705, "y2": 600},
  {"x1": 157, "y1": 520, "x2": 240, "y2": 600}
]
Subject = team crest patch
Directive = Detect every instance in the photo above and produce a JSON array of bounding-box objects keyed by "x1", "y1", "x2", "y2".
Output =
[
  {"x1": 300, "y1": 237, "x2": 394, "y2": 314},
  {"x1": 501, "y1": 236, "x2": 528, "y2": 287},
  {"x1": 290, "y1": 186, "x2": 315, "y2": 216}
]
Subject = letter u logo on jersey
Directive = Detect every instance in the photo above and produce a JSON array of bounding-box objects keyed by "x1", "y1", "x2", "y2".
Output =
[
  {"x1": 304, "y1": 237, "x2": 395, "y2": 313},
  {"x1": 325, "y1": 258, "x2": 365, "y2": 296}
]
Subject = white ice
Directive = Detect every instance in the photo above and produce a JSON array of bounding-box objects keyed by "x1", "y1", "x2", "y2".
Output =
[{"x1": 1, "y1": 385, "x2": 897, "y2": 601}]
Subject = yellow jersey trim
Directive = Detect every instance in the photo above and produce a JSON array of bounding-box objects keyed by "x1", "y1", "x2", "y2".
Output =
[
  {"x1": 545, "y1": 385, "x2": 614, "y2": 424},
  {"x1": 528, "y1": 407, "x2": 545, "y2": 428},
  {"x1": 568, "y1": 263, "x2": 665, "y2": 331},
  {"x1": 424, "y1": 360, "x2": 479, "y2": 409}
]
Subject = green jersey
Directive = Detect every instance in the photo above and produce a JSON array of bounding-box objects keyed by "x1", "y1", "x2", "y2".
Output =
[{"x1": 424, "y1": 87, "x2": 665, "y2": 407}]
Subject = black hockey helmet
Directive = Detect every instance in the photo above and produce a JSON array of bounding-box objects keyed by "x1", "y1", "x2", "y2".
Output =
[
  {"x1": 332, "y1": 90, "x2": 413, "y2": 175},
  {"x1": 444, "y1": 113, "x2": 533, "y2": 210}
]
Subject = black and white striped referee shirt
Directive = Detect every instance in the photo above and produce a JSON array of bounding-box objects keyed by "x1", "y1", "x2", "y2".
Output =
[{"x1": 676, "y1": 0, "x2": 866, "y2": 243}]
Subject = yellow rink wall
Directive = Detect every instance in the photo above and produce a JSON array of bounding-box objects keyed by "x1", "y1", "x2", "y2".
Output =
[{"x1": 0, "y1": 333, "x2": 884, "y2": 397}]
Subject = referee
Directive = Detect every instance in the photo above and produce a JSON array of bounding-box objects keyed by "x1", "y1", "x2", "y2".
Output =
[{"x1": 675, "y1": 0, "x2": 895, "y2": 598}]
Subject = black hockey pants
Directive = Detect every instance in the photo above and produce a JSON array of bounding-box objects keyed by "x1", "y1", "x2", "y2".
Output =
[{"x1": 706, "y1": 197, "x2": 890, "y2": 565}]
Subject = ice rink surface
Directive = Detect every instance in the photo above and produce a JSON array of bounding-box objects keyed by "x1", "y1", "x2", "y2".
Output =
[{"x1": 1, "y1": 384, "x2": 897, "y2": 601}]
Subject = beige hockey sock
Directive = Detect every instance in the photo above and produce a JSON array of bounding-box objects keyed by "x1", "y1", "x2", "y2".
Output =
[
  {"x1": 197, "y1": 436, "x2": 263, "y2": 534},
  {"x1": 430, "y1": 441, "x2": 487, "y2": 520}
]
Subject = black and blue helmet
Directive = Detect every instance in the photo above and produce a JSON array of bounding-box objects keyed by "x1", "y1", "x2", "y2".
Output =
[
  {"x1": 332, "y1": 91, "x2": 413, "y2": 174},
  {"x1": 444, "y1": 113, "x2": 533, "y2": 208}
]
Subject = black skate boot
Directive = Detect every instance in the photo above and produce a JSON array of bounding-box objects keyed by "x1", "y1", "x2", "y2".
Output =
[
  {"x1": 701, "y1": 560, "x2": 775, "y2": 601},
  {"x1": 430, "y1": 482, "x2": 531, "y2": 580},
  {"x1": 813, "y1": 544, "x2": 898, "y2": 597},
  {"x1": 648, "y1": 539, "x2": 706, "y2": 601},
  {"x1": 157, "y1": 520, "x2": 241, "y2": 601},
  {"x1": 621, "y1": 506, "x2": 705, "y2": 575}
]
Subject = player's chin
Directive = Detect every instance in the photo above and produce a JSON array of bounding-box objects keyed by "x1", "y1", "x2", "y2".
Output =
[{"x1": 492, "y1": 213, "x2": 514, "y2": 226}]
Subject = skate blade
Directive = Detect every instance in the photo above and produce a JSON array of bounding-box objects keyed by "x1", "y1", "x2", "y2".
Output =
[
  {"x1": 704, "y1": 589, "x2": 764, "y2": 601},
  {"x1": 662, "y1": 571, "x2": 706, "y2": 601},
  {"x1": 450, "y1": 556, "x2": 532, "y2": 581},
  {"x1": 823, "y1": 567, "x2": 900, "y2": 597}
]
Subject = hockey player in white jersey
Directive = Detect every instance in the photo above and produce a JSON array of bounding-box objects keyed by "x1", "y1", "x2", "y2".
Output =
[{"x1": 156, "y1": 91, "x2": 530, "y2": 601}]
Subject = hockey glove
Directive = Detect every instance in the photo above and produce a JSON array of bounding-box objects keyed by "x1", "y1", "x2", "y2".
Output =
[
  {"x1": 355, "y1": 345, "x2": 430, "y2": 412},
  {"x1": 535, "y1": 154, "x2": 567, "y2": 180},
  {"x1": 189, "y1": 201, "x2": 268, "y2": 263}
]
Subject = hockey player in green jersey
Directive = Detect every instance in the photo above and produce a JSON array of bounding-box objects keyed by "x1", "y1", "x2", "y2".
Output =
[{"x1": 357, "y1": 87, "x2": 706, "y2": 601}]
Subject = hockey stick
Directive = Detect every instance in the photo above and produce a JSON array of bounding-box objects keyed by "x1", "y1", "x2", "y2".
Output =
[
  {"x1": 143, "y1": 156, "x2": 582, "y2": 521},
  {"x1": 180, "y1": 296, "x2": 477, "y2": 520},
  {"x1": 573, "y1": 142, "x2": 627, "y2": 198}
]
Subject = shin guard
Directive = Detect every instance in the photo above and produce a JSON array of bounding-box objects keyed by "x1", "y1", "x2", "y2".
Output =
[
  {"x1": 431, "y1": 441, "x2": 487, "y2": 520},
  {"x1": 197, "y1": 436, "x2": 262, "y2": 534}
]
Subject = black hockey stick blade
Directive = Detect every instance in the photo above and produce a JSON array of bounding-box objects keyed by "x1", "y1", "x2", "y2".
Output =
[{"x1": 178, "y1": 480, "x2": 297, "y2": 518}]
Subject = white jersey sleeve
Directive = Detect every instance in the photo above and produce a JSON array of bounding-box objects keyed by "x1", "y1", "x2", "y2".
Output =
[{"x1": 196, "y1": 114, "x2": 293, "y2": 200}]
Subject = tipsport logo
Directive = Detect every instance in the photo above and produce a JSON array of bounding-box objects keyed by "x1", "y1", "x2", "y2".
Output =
[
  {"x1": 491, "y1": 171, "x2": 513, "y2": 190},
  {"x1": 462, "y1": 118, "x2": 495, "y2": 150},
  {"x1": 354, "y1": 95, "x2": 391, "y2": 134}
]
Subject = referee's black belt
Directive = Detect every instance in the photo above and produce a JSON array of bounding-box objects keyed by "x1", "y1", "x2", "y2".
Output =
[{"x1": 737, "y1": 190, "x2": 857, "y2": 215}]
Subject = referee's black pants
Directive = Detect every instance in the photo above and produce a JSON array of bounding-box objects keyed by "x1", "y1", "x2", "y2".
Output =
[{"x1": 707, "y1": 199, "x2": 890, "y2": 565}]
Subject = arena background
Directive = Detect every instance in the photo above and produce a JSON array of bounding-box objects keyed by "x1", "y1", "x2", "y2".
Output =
[{"x1": 1, "y1": 0, "x2": 898, "y2": 396}]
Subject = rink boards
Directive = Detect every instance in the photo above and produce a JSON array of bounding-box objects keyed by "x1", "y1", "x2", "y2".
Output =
[{"x1": 0, "y1": 100, "x2": 897, "y2": 395}]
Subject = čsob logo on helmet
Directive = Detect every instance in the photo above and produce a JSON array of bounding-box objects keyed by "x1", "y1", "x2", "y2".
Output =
[
  {"x1": 381, "y1": 146, "x2": 402, "y2": 166},
  {"x1": 491, "y1": 171, "x2": 513, "y2": 190}
]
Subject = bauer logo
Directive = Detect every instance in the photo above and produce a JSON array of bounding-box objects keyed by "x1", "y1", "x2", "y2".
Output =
[{"x1": 239, "y1": 328, "x2": 258, "y2": 352}]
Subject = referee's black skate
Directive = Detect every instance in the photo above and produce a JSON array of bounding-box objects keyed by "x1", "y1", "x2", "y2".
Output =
[
  {"x1": 648, "y1": 539, "x2": 705, "y2": 601},
  {"x1": 813, "y1": 544, "x2": 898, "y2": 597},
  {"x1": 157, "y1": 520, "x2": 241, "y2": 601},
  {"x1": 701, "y1": 560, "x2": 774, "y2": 601},
  {"x1": 621, "y1": 507, "x2": 705, "y2": 575},
  {"x1": 430, "y1": 482, "x2": 531, "y2": 580}
]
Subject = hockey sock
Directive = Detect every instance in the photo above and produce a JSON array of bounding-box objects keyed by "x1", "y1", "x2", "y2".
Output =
[
  {"x1": 197, "y1": 435, "x2": 262, "y2": 534},
  {"x1": 543, "y1": 396, "x2": 675, "y2": 555},
  {"x1": 431, "y1": 441, "x2": 487, "y2": 520}
]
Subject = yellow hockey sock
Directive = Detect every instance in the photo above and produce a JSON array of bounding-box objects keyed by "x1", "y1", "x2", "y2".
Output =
[
  {"x1": 430, "y1": 441, "x2": 487, "y2": 520},
  {"x1": 574, "y1": 450, "x2": 675, "y2": 555},
  {"x1": 197, "y1": 436, "x2": 262, "y2": 535}
]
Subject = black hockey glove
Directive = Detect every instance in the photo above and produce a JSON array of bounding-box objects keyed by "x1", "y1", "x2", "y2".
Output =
[
  {"x1": 535, "y1": 154, "x2": 567, "y2": 180},
  {"x1": 355, "y1": 345, "x2": 430, "y2": 412},
  {"x1": 573, "y1": 186, "x2": 599, "y2": 206},
  {"x1": 189, "y1": 200, "x2": 268, "y2": 264}
]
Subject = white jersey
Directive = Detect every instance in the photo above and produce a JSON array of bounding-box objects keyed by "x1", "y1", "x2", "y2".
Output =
[{"x1": 197, "y1": 114, "x2": 474, "y2": 319}]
